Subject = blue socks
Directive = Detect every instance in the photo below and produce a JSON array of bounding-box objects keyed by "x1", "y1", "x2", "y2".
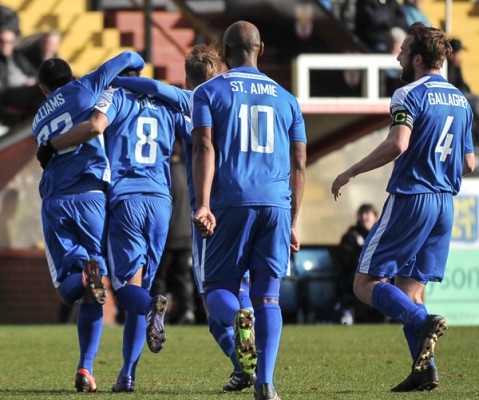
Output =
[
  {"x1": 372, "y1": 281, "x2": 428, "y2": 331},
  {"x1": 254, "y1": 302, "x2": 282, "y2": 389},
  {"x1": 208, "y1": 315, "x2": 234, "y2": 358},
  {"x1": 239, "y1": 279, "x2": 253, "y2": 313},
  {"x1": 119, "y1": 312, "x2": 146, "y2": 379},
  {"x1": 115, "y1": 284, "x2": 152, "y2": 315},
  {"x1": 206, "y1": 289, "x2": 244, "y2": 373},
  {"x1": 77, "y1": 302, "x2": 103, "y2": 374},
  {"x1": 60, "y1": 273, "x2": 84, "y2": 304},
  {"x1": 403, "y1": 303, "x2": 435, "y2": 366},
  {"x1": 208, "y1": 315, "x2": 242, "y2": 372},
  {"x1": 205, "y1": 289, "x2": 240, "y2": 327}
]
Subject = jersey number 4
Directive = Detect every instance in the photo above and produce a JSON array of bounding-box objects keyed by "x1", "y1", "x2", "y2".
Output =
[
  {"x1": 435, "y1": 115, "x2": 454, "y2": 162},
  {"x1": 239, "y1": 104, "x2": 274, "y2": 153}
]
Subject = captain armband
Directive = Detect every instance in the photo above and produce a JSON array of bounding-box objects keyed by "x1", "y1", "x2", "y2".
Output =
[{"x1": 391, "y1": 109, "x2": 413, "y2": 130}]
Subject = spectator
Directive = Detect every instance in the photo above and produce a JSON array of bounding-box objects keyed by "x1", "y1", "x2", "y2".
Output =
[
  {"x1": 0, "y1": 5, "x2": 20, "y2": 36},
  {"x1": 447, "y1": 38, "x2": 479, "y2": 145},
  {"x1": 0, "y1": 188, "x2": 19, "y2": 248},
  {"x1": 17, "y1": 30, "x2": 61, "y2": 70},
  {"x1": 336, "y1": 204, "x2": 385, "y2": 324},
  {"x1": 383, "y1": 26, "x2": 407, "y2": 96},
  {"x1": 0, "y1": 27, "x2": 44, "y2": 127},
  {"x1": 402, "y1": 0, "x2": 431, "y2": 27},
  {"x1": 354, "y1": 0, "x2": 408, "y2": 53},
  {"x1": 150, "y1": 142, "x2": 196, "y2": 325}
]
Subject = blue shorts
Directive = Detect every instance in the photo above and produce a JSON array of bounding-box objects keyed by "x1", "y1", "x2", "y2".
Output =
[
  {"x1": 192, "y1": 212, "x2": 252, "y2": 294},
  {"x1": 108, "y1": 195, "x2": 171, "y2": 291},
  {"x1": 202, "y1": 206, "x2": 291, "y2": 283},
  {"x1": 42, "y1": 191, "x2": 108, "y2": 288},
  {"x1": 358, "y1": 193, "x2": 453, "y2": 284}
]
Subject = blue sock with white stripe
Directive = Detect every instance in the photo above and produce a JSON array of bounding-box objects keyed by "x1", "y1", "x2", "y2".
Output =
[
  {"x1": 372, "y1": 281, "x2": 428, "y2": 331},
  {"x1": 208, "y1": 315, "x2": 242, "y2": 372},
  {"x1": 77, "y1": 302, "x2": 103, "y2": 374}
]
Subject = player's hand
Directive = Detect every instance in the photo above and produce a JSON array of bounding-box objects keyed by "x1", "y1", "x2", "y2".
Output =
[
  {"x1": 331, "y1": 171, "x2": 352, "y2": 201},
  {"x1": 193, "y1": 206, "x2": 216, "y2": 238},
  {"x1": 290, "y1": 227, "x2": 300, "y2": 253},
  {"x1": 36, "y1": 140, "x2": 56, "y2": 169}
]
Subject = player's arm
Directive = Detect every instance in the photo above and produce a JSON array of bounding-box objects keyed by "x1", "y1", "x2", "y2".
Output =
[
  {"x1": 192, "y1": 126, "x2": 216, "y2": 237},
  {"x1": 87, "y1": 51, "x2": 145, "y2": 94},
  {"x1": 290, "y1": 141, "x2": 307, "y2": 253},
  {"x1": 463, "y1": 152, "x2": 476, "y2": 175},
  {"x1": 50, "y1": 110, "x2": 109, "y2": 150},
  {"x1": 331, "y1": 123, "x2": 411, "y2": 201},
  {"x1": 36, "y1": 111, "x2": 109, "y2": 169},
  {"x1": 111, "y1": 76, "x2": 191, "y2": 115}
]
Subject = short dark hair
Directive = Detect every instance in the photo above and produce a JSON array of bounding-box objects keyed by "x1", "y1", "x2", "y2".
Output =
[
  {"x1": 357, "y1": 203, "x2": 378, "y2": 218},
  {"x1": 38, "y1": 57, "x2": 73, "y2": 91}
]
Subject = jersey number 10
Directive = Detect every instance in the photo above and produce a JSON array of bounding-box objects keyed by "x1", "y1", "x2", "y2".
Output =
[{"x1": 239, "y1": 104, "x2": 274, "y2": 154}]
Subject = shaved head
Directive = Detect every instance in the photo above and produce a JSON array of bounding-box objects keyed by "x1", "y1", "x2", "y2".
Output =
[
  {"x1": 223, "y1": 20, "x2": 261, "y2": 51},
  {"x1": 223, "y1": 21, "x2": 263, "y2": 68}
]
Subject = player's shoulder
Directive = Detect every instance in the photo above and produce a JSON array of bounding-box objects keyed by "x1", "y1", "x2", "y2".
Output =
[{"x1": 391, "y1": 74, "x2": 433, "y2": 110}]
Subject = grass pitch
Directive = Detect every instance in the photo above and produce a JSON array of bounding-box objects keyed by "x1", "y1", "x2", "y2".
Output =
[{"x1": 0, "y1": 324, "x2": 478, "y2": 399}]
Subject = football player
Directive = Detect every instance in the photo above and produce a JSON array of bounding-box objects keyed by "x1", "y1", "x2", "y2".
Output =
[
  {"x1": 332, "y1": 23, "x2": 475, "y2": 392},
  {"x1": 34, "y1": 51, "x2": 144, "y2": 392}
]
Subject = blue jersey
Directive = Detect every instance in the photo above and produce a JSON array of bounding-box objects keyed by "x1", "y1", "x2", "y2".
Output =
[
  {"x1": 95, "y1": 88, "x2": 189, "y2": 208},
  {"x1": 191, "y1": 66, "x2": 307, "y2": 209},
  {"x1": 387, "y1": 74, "x2": 474, "y2": 195},
  {"x1": 111, "y1": 76, "x2": 191, "y2": 115},
  {"x1": 110, "y1": 76, "x2": 197, "y2": 207},
  {"x1": 33, "y1": 51, "x2": 145, "y2": 200}
]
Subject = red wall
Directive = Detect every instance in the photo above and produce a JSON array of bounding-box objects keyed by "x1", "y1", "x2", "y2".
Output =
[{"x1": 0, "y1": 249, "x2": 117, "y2": 324}]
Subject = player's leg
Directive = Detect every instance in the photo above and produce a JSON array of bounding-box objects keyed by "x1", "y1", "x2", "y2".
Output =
[
  {"x1": 112, "y1": 311, "x2": 146, "y2": 392},
  {"x1": 42, "y1": 194, "x2": 108, "y2": 392},
  {"x1": 73, "y1": 193, "x2": 109, "y2": 392},
  {"x1": 249, "y1": 270, "x2": 282, "y2": 397},
  {"x1": 202, "y1": 208, "x2": 259, "y2": 377},
  {"x1": 354, "y1": 194, "x2": 448, "y2": 390},
  {"x1": 41, "y1": 198, "x2": 90, "y2": 306},
  {"x1": 239, "y1": 272, "x2": 254, "y2": 313},
  {"x1": 109, "y1": 197, "x2": 171, "y2": 354},
  {"x1": 354, "y1": 195, "x2": 433, "y2": 329},
  {"x1": 391, "y1": 276, "x2": 439, "y2": 392},
  {"x1": 248, "y1": 206, "x2": 290, "y2": 400},
  {"x1": 390, "y1": 193, "x2": 452, "y2": 391},
  {"x1": 191, "y1": 221, "x2": 253, "y2": 391},
  {"x1": 75, "y1": 193, "x2": 109, "y2": 305}
]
